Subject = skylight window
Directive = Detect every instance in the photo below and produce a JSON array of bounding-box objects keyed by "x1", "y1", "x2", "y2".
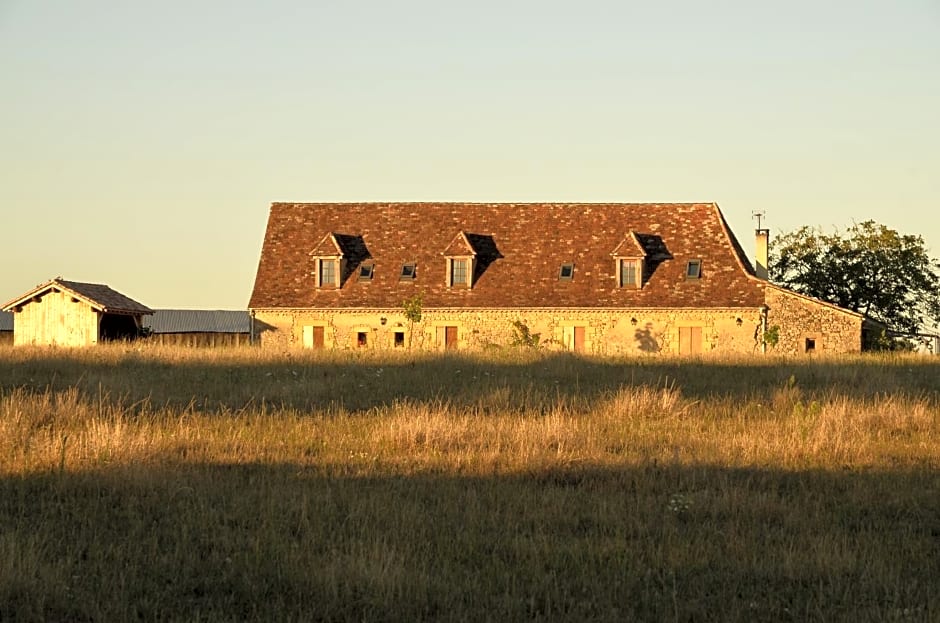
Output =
[
  {"x1": 400, "y1": 263, "x2": 417, "y2": 281},
  {"x1": 559, "y1": 263, "x2": 574, "y2": 281},
  {"x1": 686, "y1": 259, "x2": 702, "y2": 279},
  {"x1": 358, "y1": 264, "x2": 374, "y2": 281}
]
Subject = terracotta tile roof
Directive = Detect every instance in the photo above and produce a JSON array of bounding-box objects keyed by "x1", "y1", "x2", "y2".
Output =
[
  {"x1": 2, "y1": 278, "x2": 152, "y2": 315},
  {"x1": 249, "y1": 203, "x2": 766, "y2": 310}
]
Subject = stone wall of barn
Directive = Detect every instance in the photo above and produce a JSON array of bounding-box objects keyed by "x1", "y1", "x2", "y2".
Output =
[
  {"x1": 764, "y1": 287, "x2": 863, "y2": 355},
  {"x1": 252, "y1": 308, "x2": 765, "y2": 355}
]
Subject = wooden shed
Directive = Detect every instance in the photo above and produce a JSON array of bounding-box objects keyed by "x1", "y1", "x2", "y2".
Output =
[
  {"x1": 1, "y1": 278, "x2": 153, "y2": 347},
  {"x1": 142, "y1": 310, "x2": 253, "y2": 347}
]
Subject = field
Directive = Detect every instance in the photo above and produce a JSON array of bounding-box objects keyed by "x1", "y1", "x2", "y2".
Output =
[{"x1": 1, "y1": 345, "x2": 938, "y2": 622}]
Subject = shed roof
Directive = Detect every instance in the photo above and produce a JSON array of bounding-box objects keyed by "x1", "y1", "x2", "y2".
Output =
[
  {"x1": 0, "y1": 310, "x2": 12, "y2": 332},
  {"x1": 143, "y1": 310, "x2": 251, "y2": 334},
  {"x1": 249, "y1": 202, "x2": 766, "y2": 310},
  {"x1": 1, "y1": 278, "x2": 153, "y2": 315}
]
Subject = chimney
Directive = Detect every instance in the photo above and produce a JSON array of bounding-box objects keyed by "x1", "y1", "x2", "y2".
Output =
[{"x1": 755, "y1": 228, "x2": 769, "y2": 280}]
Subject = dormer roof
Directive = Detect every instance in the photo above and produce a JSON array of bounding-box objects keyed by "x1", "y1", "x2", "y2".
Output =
[
  {"x1": 611, "y1": 232, "x2": 647, "y2": 258},
  {"x1": 442, "y1": 231, "x2": 477, "y2": 257},
  {"x1": 310, "y1": 233, "x2": 344, "y2": 257}
]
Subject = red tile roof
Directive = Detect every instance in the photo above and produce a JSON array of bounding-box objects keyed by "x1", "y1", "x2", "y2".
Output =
[{"x1": 249, "y1": 202, "x2": 766, "y2": 309}]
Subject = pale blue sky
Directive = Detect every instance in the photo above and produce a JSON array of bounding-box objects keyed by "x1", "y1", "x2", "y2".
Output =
[{"x1": 2, "y1": 1, "x2": 938, "y2": 309}]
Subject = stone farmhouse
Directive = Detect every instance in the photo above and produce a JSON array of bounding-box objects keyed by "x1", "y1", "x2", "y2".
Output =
[
  {"x1": 1, "y1": 278, "x2": 152, "y2": 347},
  {"x1": 248, "y1": 202, "x2": 868, "y2": 355}
]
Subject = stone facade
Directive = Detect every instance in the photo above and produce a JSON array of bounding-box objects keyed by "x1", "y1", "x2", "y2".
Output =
[
  {"x1": 253, "y1": 307, "x2": 764, "y2": 355},
  {"x1": 765, "y1": 286, "x2": 863, "y2": 355}
]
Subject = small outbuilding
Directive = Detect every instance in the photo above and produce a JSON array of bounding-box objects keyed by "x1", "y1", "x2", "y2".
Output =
[
  {"x1": 1, "y1": 278, "x2": 153, "y2": 347},
  {"x1": 0, "y1": 311, "x2": 12, "y2": 345},
  {"x1": 143, "y1": 310, "x2": 253, "y2": 347}
]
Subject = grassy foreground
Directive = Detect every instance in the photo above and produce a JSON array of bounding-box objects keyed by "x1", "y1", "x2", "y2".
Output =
[{"x1": 0, "y1": 345, "x2": 938, "y2": 622}]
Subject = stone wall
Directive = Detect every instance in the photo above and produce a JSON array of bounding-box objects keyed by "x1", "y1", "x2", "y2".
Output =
[
  {"x1": 252, "y1": 308, "x2": 764, "y2": 355},
  {"x1": 765, "y1": 287, "x2": 862, "y2": 355}
]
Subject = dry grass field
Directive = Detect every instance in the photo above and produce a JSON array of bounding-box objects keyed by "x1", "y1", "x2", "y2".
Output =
[{"x1": 0, "y1": 345, "x2": 938, "y2": 621}]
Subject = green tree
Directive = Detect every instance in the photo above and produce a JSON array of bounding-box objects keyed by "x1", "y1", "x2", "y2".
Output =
[
  {"x1": 401, "y1": 294, "x2": 423, "y2": 349},
  {"x1": 769, "y1": 220, "x2": 940, "y2": 335}
]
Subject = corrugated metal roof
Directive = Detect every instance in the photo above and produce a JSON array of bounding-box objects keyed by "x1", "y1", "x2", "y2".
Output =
[
  {"x1": 143, "y1": 310, "x2": 251, "y2": 334},
  {"x1": 0, "y1": 311, "x2": 12, "y2": 332}
]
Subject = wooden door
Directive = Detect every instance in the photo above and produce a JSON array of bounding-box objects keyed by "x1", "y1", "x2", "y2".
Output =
[
  {"x1": 679, "y1": 326, "x2": 702, "y2": 355},
  {"x1": 302, "y1": 326, "x2": 325, "y2": 349},
  {"x1": 445, "y1": 326, "x2": 458, "y2": 350},
  {"x1": 573, "y1": 326, "x2": 586, "y2": 353}
]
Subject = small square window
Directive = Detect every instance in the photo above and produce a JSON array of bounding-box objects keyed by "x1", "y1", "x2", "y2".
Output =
[
  {"x1": 357, "y1": 331, "x2": 368, "y2": 347},
  {"x1": 400, "y1": 263, "x2": 417, "y2": 281},
  {"x1": 358, "y1": 264, "x2": 374, "y2": 281},
  {"x1": 805, "y1": 338, "x2": 816, "y2": 353},
  {"x1": 686, "y1": 259, "x2": 702, "y2": 279},
  {"x1": 394, "y1": 331, "x2": 405, "y2": 347},
  {"x1": 559, "y1": 263, "x2": 574, "y2": 281}
]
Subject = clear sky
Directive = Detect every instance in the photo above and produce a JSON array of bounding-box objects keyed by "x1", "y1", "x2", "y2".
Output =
[{"x1": 2, "y1": 0, "x2": 938, "y2": 309}]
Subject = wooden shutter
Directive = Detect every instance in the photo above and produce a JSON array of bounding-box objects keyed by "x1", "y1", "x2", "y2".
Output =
[
  {"x1": 445, "y1": 326, "x2": 458, "y2": 349},
  {"x1": 573, "y1": 326, "x2": 586, "y2": 353},
  {"x1": 679, "y1": 327, "x2": 702, "y2": 355}
]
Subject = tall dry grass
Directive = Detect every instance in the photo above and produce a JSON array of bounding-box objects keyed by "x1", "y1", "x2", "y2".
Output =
[{"x1": 0, "y1": 344, "x2": 938, "y2": 621}]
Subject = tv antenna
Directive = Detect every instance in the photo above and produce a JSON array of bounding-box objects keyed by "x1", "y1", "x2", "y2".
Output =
[{"x1": 752, "y1": 211, "x2": 767, "y2": 231}]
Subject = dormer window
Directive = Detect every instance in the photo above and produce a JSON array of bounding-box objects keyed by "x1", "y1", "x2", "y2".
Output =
[
  {"x1": 686, "y1": 259, "x2": 702, "y2": 279},
  {"x1": 400, "y1": 263, "x2": 417, "y2": 281},
  {"x1": 619, "y1": 259, "x2": 640, "y2": 288},
  {"x1": 451, "y1": 259, "x2": 469, "y2": 285},
  {"x1": 612, "y1": 232, "x2": 647, "y2": 290},
  {"x1": 311, "y1": 232, "x2": 349, "y2": 289},
  {"x1": 319, "y1": 259, "x2": 337, "y2": 287},
  {"x1": 443, "y1": 231, "x2": 479, "y2": 289},
  {"x1": 559, "y1": 263, "x2": 574, "y2": 281}
]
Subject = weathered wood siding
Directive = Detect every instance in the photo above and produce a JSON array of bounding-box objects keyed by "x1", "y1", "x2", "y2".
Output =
[
  {"x1": 146, "y1": 332, "x2": 251, "y2": 348},
  {"x1": 13, "y1": 290, "x2": 100, "y2": 347}
]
